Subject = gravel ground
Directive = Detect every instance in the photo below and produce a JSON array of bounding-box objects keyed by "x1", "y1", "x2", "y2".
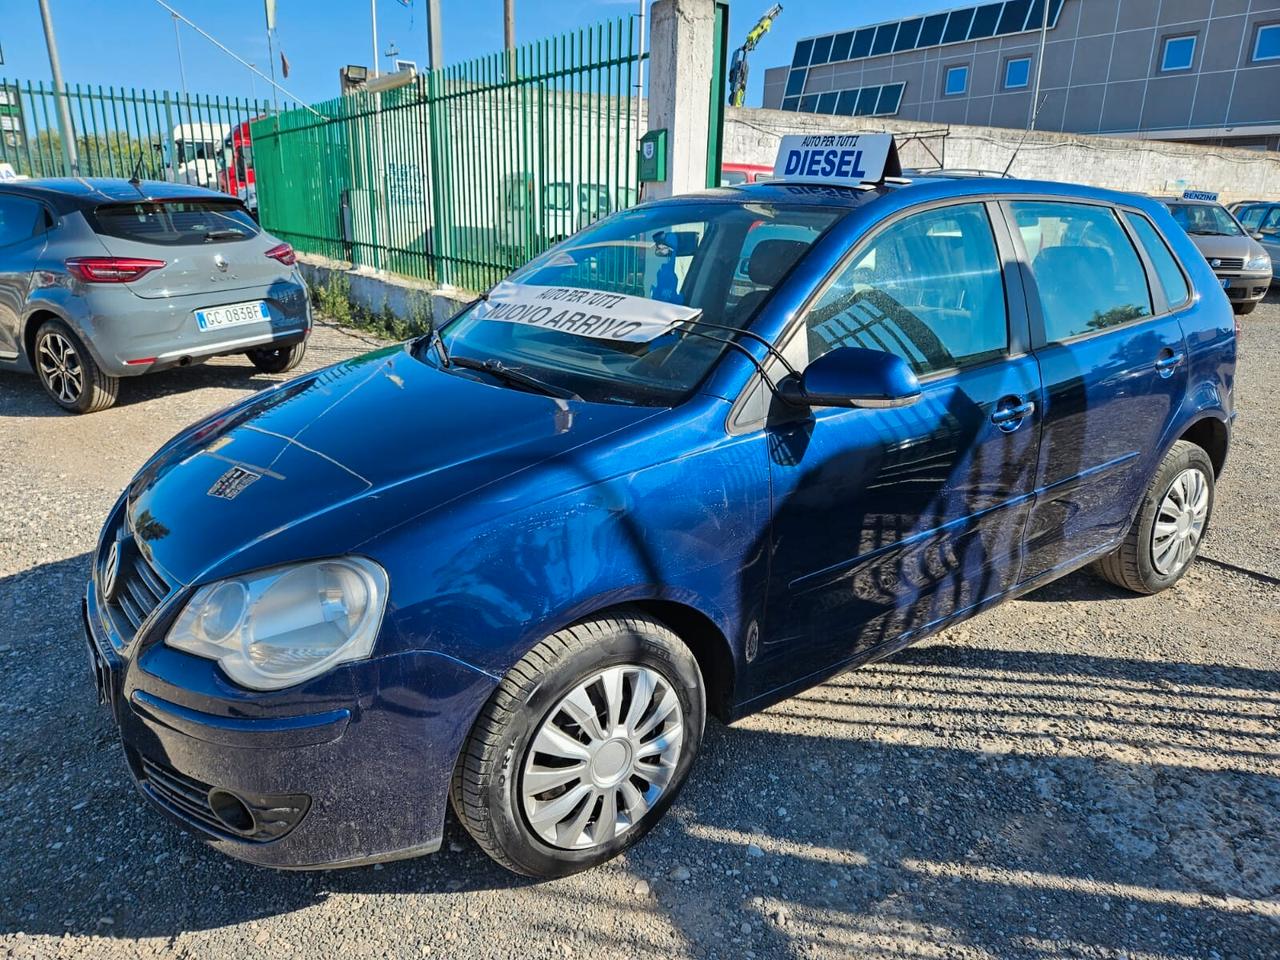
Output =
[{"x1": 2, "y1": 298, "x2": 1279, "y2": 960}]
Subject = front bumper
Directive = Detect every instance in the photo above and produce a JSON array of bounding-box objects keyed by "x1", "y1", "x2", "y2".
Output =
[
  {"x1": 83, "y1": 568, "x2": 491, "y2": 869},
  {"x1": 1214, "y1": 271, "x2": 1271, "y2": 304}
]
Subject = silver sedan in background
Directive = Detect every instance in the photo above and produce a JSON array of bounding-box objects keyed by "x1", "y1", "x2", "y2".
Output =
[{"x1": 0, "y1": 178, "x2": 310, "y2": 413}]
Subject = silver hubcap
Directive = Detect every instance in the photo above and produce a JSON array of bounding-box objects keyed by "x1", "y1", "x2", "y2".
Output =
[
  {"x1": 520, "y1": 664, "x2": 684, "y2": 851},
  {"x1": 36, "y1": 332, "x2": 83, "y2": 404},
  {"x1": 1152, "y1": 467, "x2": 1209, "y2": 575}
]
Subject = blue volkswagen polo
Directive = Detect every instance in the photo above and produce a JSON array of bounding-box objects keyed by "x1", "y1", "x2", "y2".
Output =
[{"x1": 85, "y1": 136, "x2": 1234, "y2": 877}]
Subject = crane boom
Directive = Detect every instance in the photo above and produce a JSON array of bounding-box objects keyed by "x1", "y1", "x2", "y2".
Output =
[{"x1": 728, "y1": 4, "x2": 783, "y2": 108}]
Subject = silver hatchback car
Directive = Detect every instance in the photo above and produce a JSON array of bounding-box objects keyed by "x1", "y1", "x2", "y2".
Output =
[{"x1": 0, "y1": 178, "x2": 311, "y2": 413}]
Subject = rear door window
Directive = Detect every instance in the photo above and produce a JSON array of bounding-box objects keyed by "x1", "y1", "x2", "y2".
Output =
[
  {"x1": 0, "y1": 195, "x2": 45, "y2": 246},
  {"x1": 91, "y1": 199, "x2": 260, "y2": 246},
  {"x1": 1123, "y1": 211, "x2": 1190, "y2": 309},
  {"x1": 802, "y1": 202, "x2": 1008, "y2": 376},
  {"x1": 1011, "y1": 201, "x2": 1152, "y2": 342}
]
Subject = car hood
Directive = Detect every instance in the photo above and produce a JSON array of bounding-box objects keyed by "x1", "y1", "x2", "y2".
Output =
[
  {"x1": 126, "y1": 344, "x2": 663, "y2": 585},
  {"x1": 1186, "y1": 233, "x2": 1264, "y2": 263}
]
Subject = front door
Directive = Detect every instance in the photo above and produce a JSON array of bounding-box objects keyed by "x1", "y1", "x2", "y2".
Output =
[
  {"x1": 1006, "y1": 200, "x2": 1192, "y2": 583},
  {"x1": 750, "y1": 200, "x2": 1042, "y2": 702}
]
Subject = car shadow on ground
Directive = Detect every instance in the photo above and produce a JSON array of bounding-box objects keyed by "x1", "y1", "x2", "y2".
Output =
[{"x1": 2, "y1": 555, "x2": 1277, "y2": 956}]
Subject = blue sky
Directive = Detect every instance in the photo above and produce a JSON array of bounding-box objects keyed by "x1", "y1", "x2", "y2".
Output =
[{"x1": 1, "y1": 0, "x2": 947, "y2": 108}]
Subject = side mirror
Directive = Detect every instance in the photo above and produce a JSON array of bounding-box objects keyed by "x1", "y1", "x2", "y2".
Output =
[
  {"x1": 781, "y1": 347, "x2": 922, "y2": 409},
  {"x1": 1252, "y1": 232, "x2": 1266, "y2": 242}
]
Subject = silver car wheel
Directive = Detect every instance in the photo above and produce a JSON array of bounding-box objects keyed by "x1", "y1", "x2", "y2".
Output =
[
  {"x1": 520, "y1": 664, "x2": 684, "y2": 851},
  {"x1": 1151, "y1": 467, "x2": 1209, "y2": 576},
  {"x1": 36, "y1": 332, "x2": 83, "y2": 404}
]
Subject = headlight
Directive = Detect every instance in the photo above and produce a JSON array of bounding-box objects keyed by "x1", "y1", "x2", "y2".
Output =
[
  {"x1": 1246, "y1": 254, "x2": 1271, "y2": 271},
  {"x1": 165, "y1": 557, "x2": 388, "y2": 690}
]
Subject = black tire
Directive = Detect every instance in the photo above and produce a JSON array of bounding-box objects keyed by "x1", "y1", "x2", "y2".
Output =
[
  {"x1": 450, "y1": 610, "x2": 705, "y2": 878},
  {"x1": 247, "y1": 341, "x2": 307, "y2": 374},
  {"x1": 1094, "y1": 440, "x2": 1215, "y2": 594},
  {"x1": 32, "y1": 318, "x2": 118, "y2": 414},
  {"x1": 1232, "y1": 301, "x2": 1256, "y2": 316}
]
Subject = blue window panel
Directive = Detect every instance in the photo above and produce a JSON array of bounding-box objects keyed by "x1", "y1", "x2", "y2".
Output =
[
  {"x1": 792, "y1": 39, "x2": 814, "y2": 68},
  {"x1": 945, "y1": 64, "x2": 970, "y2": 96},
  {"x1": 817, "y1": 91, "x2": 840, "y2": 114},
  {"x1": 1161, "y1": 35, "x2": 1196, "y2": 71},
  {"x1": 831, "y1": 31, "x2": 855, "y2": 62},
  {"x1": 811, "y1": 34, "x2": 834, "y2": 65},
  {"x1": 851, "y1": 27, "x2": 875, "y2": 59},
  {"x1": 1005, "y1": 56, "x2": 1031, "y2": 88},
  {"x1": 799, "y1": 94, "x2": 821, "y2": 112},
  {"x1": 835, "y1": 89, "x2": 859, "y2": 115},
  {"x1": 943, "y1": 9, "x2": 975, "y2": 44},
  {"x1": 919, "y1": 13, "x2": 949, "y2": 47},
  {"x1": 785, "y1": 69, "x2": 808, "y2": 97},
  {"x1": 854, "y1": 86, "x2": 881, "y2": 115},
  {"x1": 1048, "y1": 0, "x2": 1064, "y2": 26},
  {"x1": 871, "y1": 23, "x2": 899, "y2": 56},
  {"x1": 780, "y1": 96, "x2": 801, "y2": 112},
  {"x1": 1254, "y1": 24, "x2": 1280, "y2": 62},
  {"x1": 969, "y1": 3, "x2": 1003, "y2": 39},
  {"x1": 999, "y1": 0, "x2": 1032, "y2": 34},
  {"x1": 875, "y1": 83, "x2": 905, "y2": 115},
  {"x1": 895, "y1": 18, "x2": 923, "y2": 51},
  {"x1": 1026, "y1": 0, "x2": 1062, "y2": 30}
]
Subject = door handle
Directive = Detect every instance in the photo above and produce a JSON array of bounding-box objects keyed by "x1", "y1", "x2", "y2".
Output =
[
  {"x1": 991, "y1": 399, "x2": 1036, "y2": 429},
  {"x1": 1154, "y1": 351, "x2": 1184, "y2": 376}
]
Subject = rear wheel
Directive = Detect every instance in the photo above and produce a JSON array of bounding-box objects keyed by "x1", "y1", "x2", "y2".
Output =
[
  {"x1": 33, "y1": 319, "x2": 118, "y2": 414},
  {"x1": 247, "y1": 341, "x2": 306, "y2": 374},
  {"x1": 450, "y1": 610, "x2": 704, "y2": 877},
  {"x1": 1094, "y1": 440, "x2": 1214, "y2": 594},
  {"x1": 1232, "y1": 301, "x2": 1256, "y2": 316}
]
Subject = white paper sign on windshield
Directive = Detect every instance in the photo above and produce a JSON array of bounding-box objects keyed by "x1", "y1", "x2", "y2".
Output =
[{"x1": 473, "y1": 282, "x2": 700, "y2": 342}]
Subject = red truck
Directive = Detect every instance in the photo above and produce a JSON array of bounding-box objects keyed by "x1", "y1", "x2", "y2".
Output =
[{"x1": 218, "y1": 120, "x2": 259, "y2": 216}]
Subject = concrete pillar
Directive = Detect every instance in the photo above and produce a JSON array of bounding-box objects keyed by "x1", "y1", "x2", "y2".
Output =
[{"x1": 646, "y1": 0, "x2": 716, "y2": 199}]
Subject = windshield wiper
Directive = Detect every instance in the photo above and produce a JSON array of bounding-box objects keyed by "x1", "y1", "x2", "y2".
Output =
[
  {"x1": 450, "y1": 355, "x2": 582, "y2": 401},
  {"x1": 204, "y1": 228, "x2": 246, "y2": 241}
]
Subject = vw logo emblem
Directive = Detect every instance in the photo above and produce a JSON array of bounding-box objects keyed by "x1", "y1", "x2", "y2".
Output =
[
  {"x1": 214, "y1": 254, "x2": 229, "y2": 273},
  {"x1": 1211, "y1": 258, "x2": 1221, "y2": 268},
  {"x1": 102, "y1": 540, "x2": 122, "y2": 601}
]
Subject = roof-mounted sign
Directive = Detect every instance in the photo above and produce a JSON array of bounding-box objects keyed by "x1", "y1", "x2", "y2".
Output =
[
  {"x1": 772, "y1": 133, "x2": 902, "y2": 187},
  {"x1": 1182, "y1": 189, "x2": 1219, "y2": 202}
]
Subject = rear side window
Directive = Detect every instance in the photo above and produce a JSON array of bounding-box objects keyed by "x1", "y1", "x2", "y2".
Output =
[
  {"x1": 90, "y1": 200, "x2": 259, "y2": 246},
  {"x1": 1011, "y1": 201, "x2": 1152, "y2": 343},
  {"x1": 803, "y1": 202, "x2": 1008, "y2": 376},
  {"x1": 0, "y1": 195, "x2": 45, "y2": 246},
  {"x1": 1123, "y1": 212, "x2": 1190, "y2": 309}
]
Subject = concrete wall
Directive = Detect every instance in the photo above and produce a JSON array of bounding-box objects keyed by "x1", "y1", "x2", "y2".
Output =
[{"x1": 726, "y1": 105, "x2": 1280, "y2": 201}]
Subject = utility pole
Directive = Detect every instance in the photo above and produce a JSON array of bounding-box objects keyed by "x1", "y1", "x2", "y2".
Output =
[
  {"x1": 503, "y1": 0, "x2": 515, "y2": 51},
  {"x1": 37, "y1": 0, "x2": 78, "y2": 174},
  {"x1": 1029, "y1": 0, "x2": 1050, "y2": 129},
  {"x1": 173, "y1": 14, "x2": 188, "y2": 99},
  {"x1": 425, "y1": 0, "x2": 443, "y2": 71},
  {"x1": 371, "y1": 0, "x2": 380, "y2": 78}
]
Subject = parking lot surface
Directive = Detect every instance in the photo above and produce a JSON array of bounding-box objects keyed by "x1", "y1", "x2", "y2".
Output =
[{"x1": 2, "y1": 299, "x2": 1279, "y2": 960}]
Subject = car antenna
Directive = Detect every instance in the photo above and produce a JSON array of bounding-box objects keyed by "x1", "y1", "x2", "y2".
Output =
[
  {"x1": 1002, "y1": 94, "x2": 1049, "y2": 178},
  {"x1": 128, "y1": 151, "x2": 147, "y2": 191}
]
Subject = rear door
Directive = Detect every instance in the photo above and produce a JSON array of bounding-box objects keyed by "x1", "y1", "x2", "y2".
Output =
[
  {"x1": 1006, "y1": 198, "x2": 1191, "y2": 583},
  {"x1": 752, "y1": 199, "x2": 1042, "y2": 699},
  {"x1": 0, "y1": 194, "x2": 49, "y2": 361}
]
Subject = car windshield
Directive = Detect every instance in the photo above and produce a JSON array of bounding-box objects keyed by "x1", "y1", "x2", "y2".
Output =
[
  {"x1": 1166, "y1": 202, "x2": 1242, "y2": 237},
  {"x1": 436, "y1": 200, "x2": 843, "y2": 405}
]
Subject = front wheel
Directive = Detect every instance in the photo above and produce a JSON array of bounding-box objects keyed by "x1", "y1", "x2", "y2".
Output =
[
  {"x1": 247, "y1": 341, "x2": 307, "y2": 374},
  {"x1": 450, "y1": 611, "x2": 704, "y2": 877},
  {"x1": 1094, "y1": 440, "x2": 1214, "y2": 594}
]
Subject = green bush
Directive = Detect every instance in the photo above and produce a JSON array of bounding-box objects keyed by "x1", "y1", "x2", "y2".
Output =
[{"x1": 306, "y1": 273, "x2": 435, "y2": 341}]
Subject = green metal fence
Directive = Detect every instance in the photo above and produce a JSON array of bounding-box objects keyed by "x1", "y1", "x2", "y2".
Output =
[
  {"x1": 0, "y1": 78, "x2": 270, "y2": 188},
  {"x1": 253, "y1": 16, "x2": 646, "y2": 292}
]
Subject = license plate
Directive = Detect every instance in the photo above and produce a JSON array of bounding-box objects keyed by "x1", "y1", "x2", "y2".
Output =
[{"x1": 196, "y1": 300, "x2": 270, "y2": 331}]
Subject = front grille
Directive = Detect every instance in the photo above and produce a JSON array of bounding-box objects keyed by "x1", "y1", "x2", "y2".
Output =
[
  {"x1": 138, "y1": 754, "x2": 310, "y2": 843},
  {"x1": 1212, "y1": 257, "x2": 1245, "y2": 271},
  {"x1": 109, "y1": 544, "x2": 169, "y2": 632}
]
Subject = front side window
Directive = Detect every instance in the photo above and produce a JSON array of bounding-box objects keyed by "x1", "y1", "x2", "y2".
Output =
[
  {"x1": 1005, "y1": 57, "x2": 1031, "y2": 89},
  {"x1": 1161, "y1": 35, "x2": 1197, "y2": 71},
  {"x1": 1012, "y1": 201, "x2": 1153, "y2": 342},
  {"x1": 945, "y1": 65, "x2": 969, "y2": 96},
  {"x1": 1123, "y1": 211, "x2": 1190, "y2": 310},
  {"x1": 438, "y1": 201, "x2": 843, "y2": 405},
  {"x1": 801, "y1": 202, "x2": 1008, "y2": 377},
  {"x1": 1165, "y1": 202, "x2": 1243, "y2": 238},
  {"x1": 1235, "y1": 204, "x2": 1267, "y2": 230},
  {"x1": 1253, "y1": 23, "x2": 1280, "y2": 62}
]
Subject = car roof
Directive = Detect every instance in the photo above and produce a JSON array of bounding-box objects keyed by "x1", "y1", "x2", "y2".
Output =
[{"x1": 0, "y1": 177, "x2": 231, "y2": 214}]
